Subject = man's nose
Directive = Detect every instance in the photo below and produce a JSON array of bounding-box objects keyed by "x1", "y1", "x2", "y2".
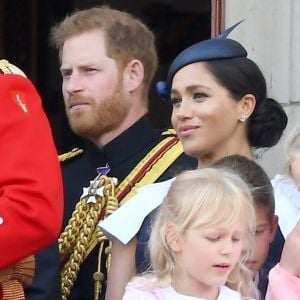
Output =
[{"x1": 65, "y1": 72, "x2": 83, "y2": 94}]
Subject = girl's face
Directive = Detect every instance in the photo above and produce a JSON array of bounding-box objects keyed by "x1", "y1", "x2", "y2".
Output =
[
  {"x1": 171, "y1": 62, "x2": 245, "y2": 163},
  {"x1": 290, "y1": 154, "x2": 300, "y2": 189},
  {"x1": 170, "y1": 219, "x2": 246, "y2": 298}
]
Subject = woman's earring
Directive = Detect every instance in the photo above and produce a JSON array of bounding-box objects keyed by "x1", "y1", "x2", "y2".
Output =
[{"x1": 239, "y1": 115, "x2": 246, "y2": 122}]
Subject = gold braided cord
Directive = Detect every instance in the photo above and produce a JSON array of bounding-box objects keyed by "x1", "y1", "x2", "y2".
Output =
[
  {"x1": 92, "y1": 177, "x2": 118, "y2": 300},
  {"x1": 84, "y1": 137, "x2": 183, "y2": 261},
  {"x1": 59, "y1": 176, "x2": 118, "y2": 300},
  {"x1": 93, "y1": 242, "x2": 104, "y2": 300},
  {"x1": 58, "y1": 198, "x2": 90, "y2": 256},
  {"x1": 61, "y1": 200, "x2": 102, "y2": 300},
  {"x1": 59, "y1": 148, "x2": 83, "y2": 163},
  {"x1": 59, "y1": 135, "x2": 184, "y2": 299},
  {"x1": 93, "y1": 228, "x2": 110, "y2": 300}
]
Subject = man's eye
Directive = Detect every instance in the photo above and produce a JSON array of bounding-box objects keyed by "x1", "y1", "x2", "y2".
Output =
[{"x1": 61, "y1": 71, "x2": 72, "y2": 79}]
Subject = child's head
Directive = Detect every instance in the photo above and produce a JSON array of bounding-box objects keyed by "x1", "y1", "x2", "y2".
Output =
[
  {"x1": 213, "y1": 155, "x2": 278, "y2": 274},
  {"x1": 284, "y1": 126, "x2": 300, "y2": 189},
  {"x1": 149, "y1": 167, "x2": 256, "y2": 297}
]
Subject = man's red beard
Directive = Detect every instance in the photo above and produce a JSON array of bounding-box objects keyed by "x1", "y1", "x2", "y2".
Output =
[{"x1": 66, "y1": 85, "x2": 129, "y2": 140}]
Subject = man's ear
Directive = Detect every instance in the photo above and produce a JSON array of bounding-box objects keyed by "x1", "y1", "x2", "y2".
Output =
[
  {"x1": 123, "y1": 59, "x2": 144, "y2": 93},
  {"x1": 269, "y1": 215, "x2": 279, "y2": 243},
  {"x1": 238, "y1": 94, "x2": 256, "y2": 121},
  {"x1": 165, "y1": 222, "x2": 182, "y2": 253}
]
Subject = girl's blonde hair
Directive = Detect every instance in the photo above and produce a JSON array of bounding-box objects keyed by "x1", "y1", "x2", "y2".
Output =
[
  {"x1": 149, "y1": 167, "x2": 256, "y2": 298},
  {"x1": 284, "y1": 126, "x2": 300, "y2": 175}
]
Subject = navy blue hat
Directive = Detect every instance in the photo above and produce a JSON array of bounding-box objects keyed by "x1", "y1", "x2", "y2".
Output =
[{"x1": 157, "y1": 21, "x2": 247, "y2": 102}]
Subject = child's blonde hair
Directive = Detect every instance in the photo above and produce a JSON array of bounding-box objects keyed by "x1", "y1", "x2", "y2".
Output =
[
  {"x1": 284, "y1": 126, "x2": 300, "y2": 175},
  {"x1": 149, "y1": 167, "x2": 256, "y2": 297}
]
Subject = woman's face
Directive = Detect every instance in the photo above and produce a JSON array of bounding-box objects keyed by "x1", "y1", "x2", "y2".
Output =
[{"x1": 171, "y1": 62, "x2": 245, "y2": 162}]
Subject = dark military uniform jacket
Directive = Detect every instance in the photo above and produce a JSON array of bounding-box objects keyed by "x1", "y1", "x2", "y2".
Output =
[{"x1": 62, "y1": 116, "x2": 196, "y2": 300}]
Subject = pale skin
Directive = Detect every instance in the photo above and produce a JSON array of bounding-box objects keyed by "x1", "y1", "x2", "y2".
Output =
[
  {"x1": 170, "y1": 62, "x2": 255, "y2": 166},
  {"x1": 279, "y1": 220, "x2": 300, "y2": 276},
  {"x1": 265, "y1": 221, "x2": 300, "y2": 299},
  {"x1": 246, "y1": 206, "x2": 278, "y2": 273},
  {"x1": 106, "y1": 238, "x2": 137, "y2": 300},
  {"x1": 290, "y1": 154, "x2": 300, "y2": 190},
  {"x1": 167, "y1": 221, "x2": 246, "y2": 299},
  {"x1": 60, "y1": 29, "x2": 148, "y2": 300},
  {"x1": 105, "y1": 62, "x2": 257, "y2": 300},
  {"x1": 60, "y1": 29, "x2": 147, "y2": 147}
]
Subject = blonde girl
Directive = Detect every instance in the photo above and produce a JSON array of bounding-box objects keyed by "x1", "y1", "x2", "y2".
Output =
[
  {"x1": 122, "y1": 168, "x2": 257, "y2": 299},
  {"x1": 283, "y1": 126, "x2": 300, "y2": 187},
  {"x1": 272, "y1": 126, "x2": 300, "y2": 239}
]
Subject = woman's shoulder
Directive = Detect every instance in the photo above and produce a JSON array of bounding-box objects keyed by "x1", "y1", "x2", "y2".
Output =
[{"x1": 123, "y1": 278, "x2": 163, "y2": 300}]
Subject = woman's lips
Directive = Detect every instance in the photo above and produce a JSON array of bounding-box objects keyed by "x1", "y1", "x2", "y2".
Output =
[{"x1": 178, "y1": 125, "x2": 199, "y2": 138}]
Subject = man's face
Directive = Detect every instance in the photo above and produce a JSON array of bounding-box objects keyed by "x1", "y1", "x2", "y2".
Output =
[{"x1": 60, "y1": 29, "x2": 130, "y2": 144}]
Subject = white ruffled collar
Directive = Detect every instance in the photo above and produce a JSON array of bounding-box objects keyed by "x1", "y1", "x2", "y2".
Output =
[{"x1": 99, "y1": 178, "x2": 174, "y2": 244}]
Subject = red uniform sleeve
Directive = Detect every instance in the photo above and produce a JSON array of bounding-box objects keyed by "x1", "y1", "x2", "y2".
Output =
[{"x1": 0, "y1": 74, "x2": 63, "y2": 268}]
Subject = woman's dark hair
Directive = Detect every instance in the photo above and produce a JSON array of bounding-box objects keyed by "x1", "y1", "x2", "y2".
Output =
[{"x1": 204, "y1": 57, "x2": 288, "y2": 148}]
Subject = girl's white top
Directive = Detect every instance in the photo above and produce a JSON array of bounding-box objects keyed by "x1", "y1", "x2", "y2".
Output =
[
  {"x1": 272, "y1": 174, "x2": 300, "y2": 238},
  {"x1": 122, "y1": 279, "x2": 242, "y2": 300},
  {"x1": 99, "y1": 178, "x2": 174, "y2": 244}
]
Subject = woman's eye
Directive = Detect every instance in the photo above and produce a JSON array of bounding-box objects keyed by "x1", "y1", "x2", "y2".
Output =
[
  {"x1": 171, "y1": 97, "x2": 181, "y2": 106},
  {"x1": 193, "y1": 92, "x2": 207, "y2": 99}
]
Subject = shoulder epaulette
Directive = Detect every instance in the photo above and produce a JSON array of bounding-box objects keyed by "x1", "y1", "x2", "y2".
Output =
[
  {"x1": 0, "y1": 59, "x2": 27, "y2": 77},
  {"x1": 58, "y1": 148, "x2": 84, "y2": 163}
]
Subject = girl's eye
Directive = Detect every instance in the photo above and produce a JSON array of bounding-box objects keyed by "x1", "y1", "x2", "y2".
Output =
[
  {"x1": 206, "y1": 236, "x2": 220, "y2": 242},
  {"x1": 232, "y1": 236, "x2": 241, "y2": 243}
]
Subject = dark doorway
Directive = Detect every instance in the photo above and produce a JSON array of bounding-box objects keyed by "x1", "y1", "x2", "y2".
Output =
[{"x1": 0, "y1": 0, "x2": 212, "y2": 153}]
